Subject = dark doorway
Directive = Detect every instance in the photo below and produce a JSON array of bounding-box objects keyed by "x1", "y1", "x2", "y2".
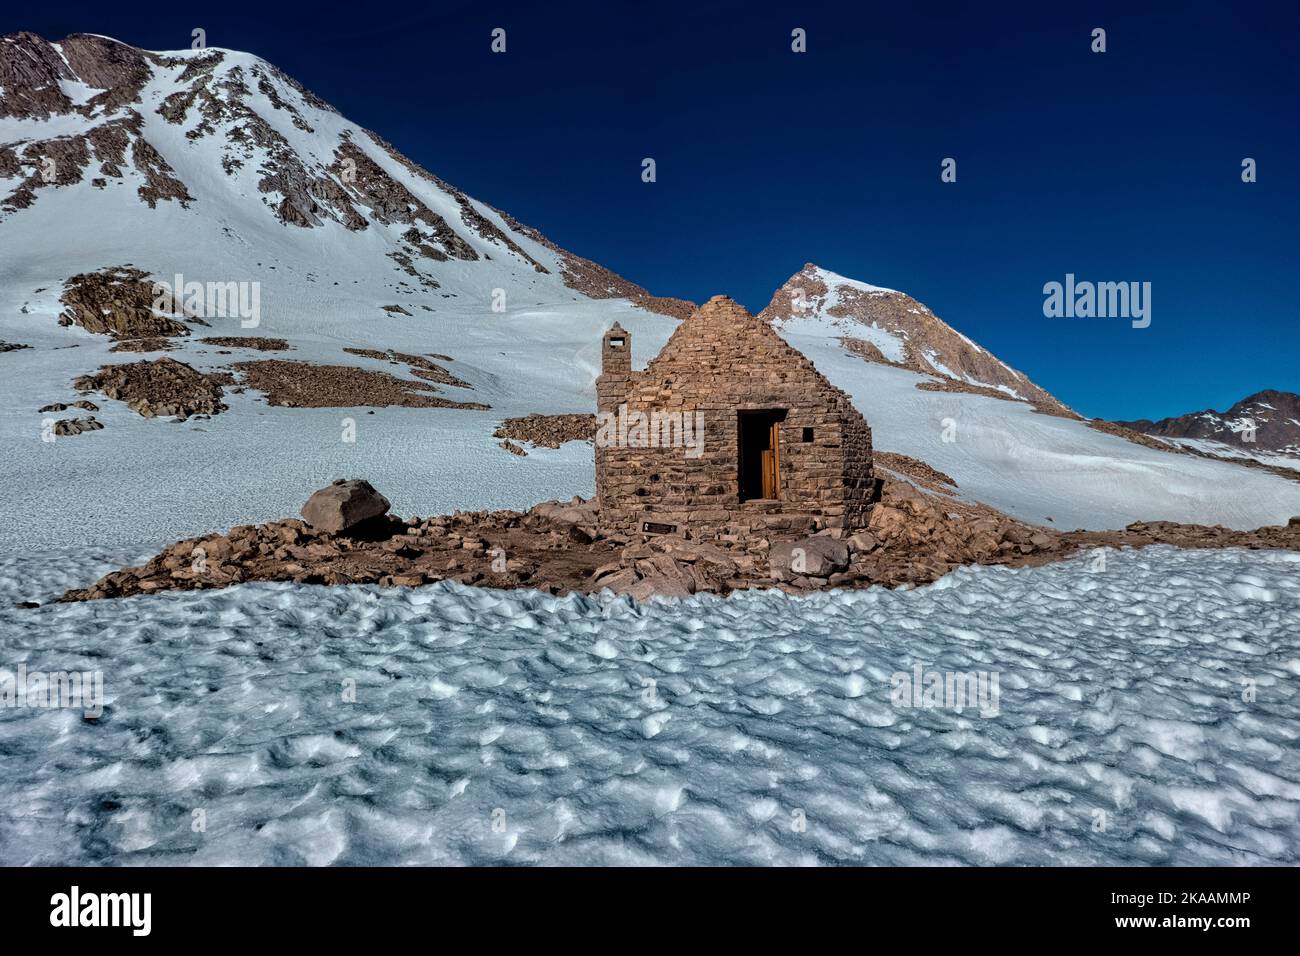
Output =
[{"x1": 738, "y1": 410, "x2": 785, "y2": 501}]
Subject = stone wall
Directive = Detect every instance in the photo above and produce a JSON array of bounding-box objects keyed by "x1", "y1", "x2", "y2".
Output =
[{"x1": 595, "y1": 296, "x2": 874, "y2": 539}]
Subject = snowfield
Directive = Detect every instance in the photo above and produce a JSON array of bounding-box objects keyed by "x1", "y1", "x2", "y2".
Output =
[{"x1": 2, "y1": 545, "x2": 1297, "y2": 866}]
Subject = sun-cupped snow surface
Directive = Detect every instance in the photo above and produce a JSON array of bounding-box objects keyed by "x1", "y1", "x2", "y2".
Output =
[{"x1": 1, "y1": 545, "x2": 1297, "y2": 866}]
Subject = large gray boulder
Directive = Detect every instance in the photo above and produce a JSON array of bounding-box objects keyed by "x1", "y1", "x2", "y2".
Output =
[
  {"x1": 301, "y1": 479, "x2": 390, "y2": 533},
  {"x1": 769, "y1": 536, "x2": 850, "y2": 580}
]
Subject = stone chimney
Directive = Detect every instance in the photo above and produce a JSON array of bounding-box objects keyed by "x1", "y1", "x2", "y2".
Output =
[{"x1": 597, "y1": 322, "x2": 631, "y2": 411}]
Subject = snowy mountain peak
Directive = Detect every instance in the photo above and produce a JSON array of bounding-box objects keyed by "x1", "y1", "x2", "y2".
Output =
[
  {"x1": 759, "y1": 262, "x2": 1074, "y2": 417},
  {"x1": 0, "y1": 31, "x2": 692, "y2": 317}
]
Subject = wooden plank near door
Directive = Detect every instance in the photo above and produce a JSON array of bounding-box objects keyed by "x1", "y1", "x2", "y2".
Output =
[{"x1": 762, "y1": 420, "x2": 781, "y2": 498}]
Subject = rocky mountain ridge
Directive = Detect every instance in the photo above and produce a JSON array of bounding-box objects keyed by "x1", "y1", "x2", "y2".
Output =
[{"x1": 1115, "y1": 389, "x2": 1300, "y2": 453}]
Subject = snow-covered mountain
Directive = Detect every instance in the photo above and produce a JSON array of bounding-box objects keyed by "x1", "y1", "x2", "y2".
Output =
[
  {"x1": 760, "y1": 263, "x2": 1074, "y2": 417},
  {"x1": 0, "y1": 32, "x2": 693, "y2": 315},
  {"x1": 3, "y1": 33, "x2": 1300, "y2": 553},
  {"x1": 1113, "y1": 390, "x2": 1300, "y2": 473}
]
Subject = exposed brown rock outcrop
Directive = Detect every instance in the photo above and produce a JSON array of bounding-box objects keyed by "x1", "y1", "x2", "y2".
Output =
[
  {"x1": 110, "y1": 337, "x2": 175, "y2": 353},
  {"x1": 231, "y1": 359, "x2": 488, "y2": 410},
  {"x1": 365, "y1": 130, "x2": 549, "y2": 273},
  {"x1": 0, "y1": 32, "x2": 78, "y2": 120},
  {"x1": 58, "y1": 266, "x2": 190, "y2": 341},
  {"x1": 494, "y1": 413, "x2": 596, "y2": 450},
  {"x1": 341, "y1": 347, "x2": 471, "y2": 389},
  {"x1": 873, "y1": 451, "x2": 957, "y2": 491},
  {"x1": 61, "y1": 34, "x2": 151, "y2": 114},
  {"x1": 330, "y1": 138, "x2": 476, "y2": 256},
  {"x1": 74, "y1": 357, "x2": 228, "y2": 419},
  {"x1": 60, "y1": 496, "x2": 625, "y2": 600},
  {"x1": 51, "y1": 416, "x2": 104, "y2": 437},
  {"x1": 2, "y1": 111, "x2": 191, "y2": 216},
  {"x1": 201, "y1": 336, "x2": 290, "y2": 351},
  {"x1": 1086, "y1": 419, "x2": 1180, "y2": 452}
]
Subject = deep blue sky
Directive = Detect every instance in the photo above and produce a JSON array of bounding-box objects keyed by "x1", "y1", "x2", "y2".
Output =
[{"x1": 17, "y1": 0, "x2": 1300, "y2": 419}]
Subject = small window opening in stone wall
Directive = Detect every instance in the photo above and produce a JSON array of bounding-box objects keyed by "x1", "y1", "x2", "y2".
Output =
[
  {"x1": 608, "y1": 337, "x2": 625, "y2": 348},
  {"x1": 802, "y1": 427, "x2": 814, "y2": 443}
]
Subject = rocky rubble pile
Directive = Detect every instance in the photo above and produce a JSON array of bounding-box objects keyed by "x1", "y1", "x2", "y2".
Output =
[
  {"x1": 73, "y1": 356, "x2": 228, "y2": 419},
  {"x1": 58, "y1": 266, "x2": 192, "y2": 344},
  {"x1": 230, "y1": 359, "x2": 488, "y2": 410},
  {"x1": 61, "y1": 489, "x2": 621, "y2": 601},
  {"x1": 55, "y1": 477, "x2": 1300, "y2": 605},
  {"x1": 590, "y1": 478, "x2": 1068, "y2": 598},
  {"x1": 58, "y1": 477, "x2": 1059, "y2": 603},
  {"x1": 341, "y1": 348, "x2": 472, "y2": 389},
  {"x1": 1064, "y1": 517, "x2": 1300, "y2": 552},
  {"x1": 201, "y1": 336, "x2": 290, "y2": 351},
  {"x1": 493, "y1": 413, "x2": 596, "y2": 450},
  {"x1": 872, "y1": 450, "x2": 957, "y2": 491}
]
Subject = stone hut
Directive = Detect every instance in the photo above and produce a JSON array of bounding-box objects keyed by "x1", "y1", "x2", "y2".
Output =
[{"x1": 595, "y1": 295, "x2": 875, "y2": 539}]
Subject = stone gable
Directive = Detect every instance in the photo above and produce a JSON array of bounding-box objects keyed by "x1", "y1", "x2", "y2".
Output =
[{"x1": 596, "y1": 295, "x2": 875, "y2": 538}]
